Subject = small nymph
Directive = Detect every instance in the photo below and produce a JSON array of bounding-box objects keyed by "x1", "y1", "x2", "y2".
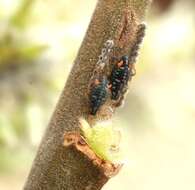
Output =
[
  {"x1": 89, "y1": 77, "x2": 109, "y2": 115},
  {"x1": 110, "y1": 55, "x2": 135, "y2": 100}
]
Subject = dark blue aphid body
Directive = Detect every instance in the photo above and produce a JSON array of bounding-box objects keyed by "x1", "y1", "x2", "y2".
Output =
[
  {"x1": 110, "y1": 55, "x2": 133, "y2": 100},
  {"x1": 90, "y1": 77, "x2": 108, "y2": 115}
]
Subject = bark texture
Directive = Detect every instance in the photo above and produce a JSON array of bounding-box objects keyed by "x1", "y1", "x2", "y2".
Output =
[{"x1": 24, "y1": 0, "x2": 151, "y2": 189}]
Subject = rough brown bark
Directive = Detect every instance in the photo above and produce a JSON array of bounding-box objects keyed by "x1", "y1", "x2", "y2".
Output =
[{"x1": 23, "y1": 0, "x2": 151, "y2": 189}]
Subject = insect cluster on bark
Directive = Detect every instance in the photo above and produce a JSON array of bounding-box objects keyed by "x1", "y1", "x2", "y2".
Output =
[{"x1": 89, "y1": 23, "x2": 146, "y2": 116}]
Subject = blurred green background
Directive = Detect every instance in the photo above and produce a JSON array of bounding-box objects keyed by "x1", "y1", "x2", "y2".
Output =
[{"x1": 0, "y1": 0, "x2": 195, "y2": 189}]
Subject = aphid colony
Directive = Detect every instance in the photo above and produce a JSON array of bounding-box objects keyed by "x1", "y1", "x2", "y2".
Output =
[
  {"x1": 89, "y1": 23, "x2": 146, "y2": 115},
  {"x1": 89, "y1": 55, "x2": 134, "y2": 115}
]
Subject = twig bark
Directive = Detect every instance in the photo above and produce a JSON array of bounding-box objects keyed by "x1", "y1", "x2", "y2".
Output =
[{"x1": 23, "y1": 0, "x2": 151, "y2": 189}]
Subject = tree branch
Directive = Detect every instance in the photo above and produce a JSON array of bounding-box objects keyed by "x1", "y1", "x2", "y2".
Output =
[{"x1": 23, "y1": 0, "x2": 151, "y2": 189}]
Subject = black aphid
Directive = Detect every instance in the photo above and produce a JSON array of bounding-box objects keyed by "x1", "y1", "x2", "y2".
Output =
[
  {"x1": 110, "y1": 55, "x2": 134, "y2": 100},
  {"x1": 110, "y1": 23, "x2": 146, "y2": 100},
  {"x1": 90, "y1": 77, "x2": 109, "y2": 115}
]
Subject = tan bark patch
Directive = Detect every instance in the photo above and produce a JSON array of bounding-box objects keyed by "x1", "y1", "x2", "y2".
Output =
[{"x1": 63, "y1": 132, "x2": 123, "y2": 178}]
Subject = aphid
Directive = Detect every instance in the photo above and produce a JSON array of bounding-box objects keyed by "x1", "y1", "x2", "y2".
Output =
[
  {"x1": 110, "y1": 23, "x2": 146, "y2": 101},
  {"x1": 110, "y1": 55, "x2": 134, "y2": 100},
  {"x1": 89, "y1": 77, "x2": 109, "y2": 115}
]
